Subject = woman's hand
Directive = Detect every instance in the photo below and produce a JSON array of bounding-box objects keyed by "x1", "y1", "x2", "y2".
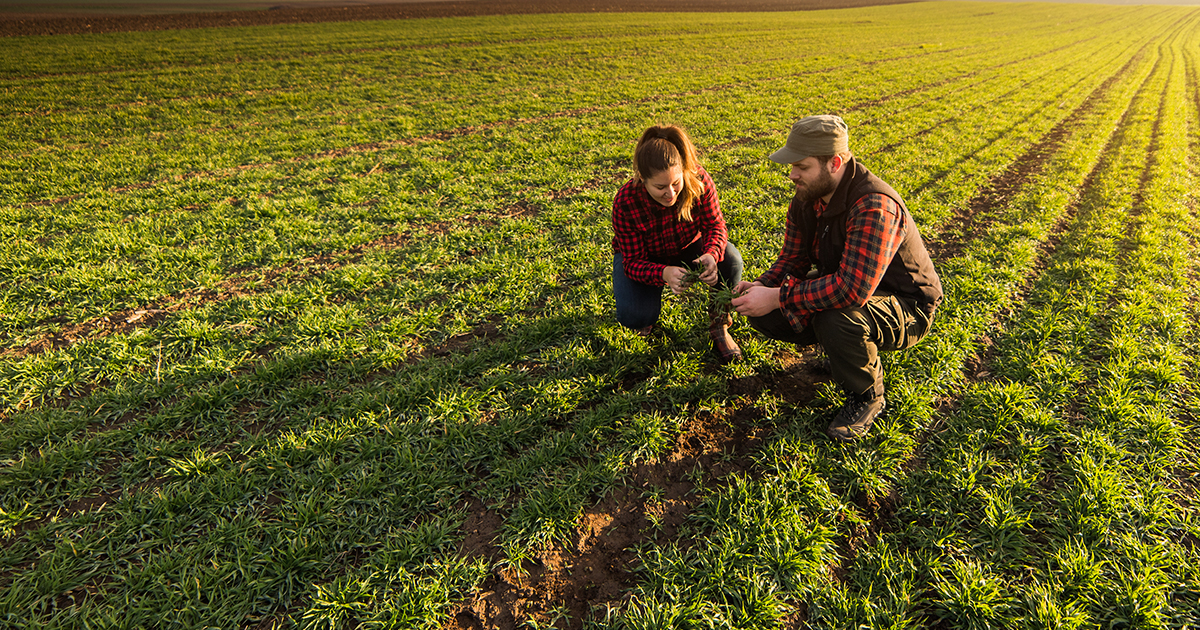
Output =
[
  {"x1": 662, "y1": 266, "x2": 691, "y2": 295},
  {"x1": 693, "y1": 253, "x2": 719, "y2": 286}
]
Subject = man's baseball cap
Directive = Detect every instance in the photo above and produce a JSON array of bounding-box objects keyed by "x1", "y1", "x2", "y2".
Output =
[{"x1": 769, "y1": 115, "x2": 850, "y2": 165}]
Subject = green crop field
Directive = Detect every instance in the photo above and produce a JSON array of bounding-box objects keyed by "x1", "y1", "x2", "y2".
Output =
[{"x1": 3, "y1": 1, "x2": 1200, "y2": 628}]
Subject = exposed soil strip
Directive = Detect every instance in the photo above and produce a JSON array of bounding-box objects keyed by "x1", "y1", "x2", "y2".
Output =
[
  {"x1": 2, "y1": 27, "x2": 1151, "y2": 553},
  {"x1": 1174, "y1": 42, "x2": 1200, "y2": 529},
  {"x1": 1, "y1": 341, "x2": 823, "y2": 629},
  {"x1": 874, "y1": 51, "x2": 1103, "y2": 160},
  {"x1": 3, "y1": 190, "x2": 566, "y2": 361},
  {"x1": 1086, "y1": 36, "x2": 1183, "y2": 396},
  {"x1": 1, "y1": 313, "x2": 514, "y2": 557},
  {"x1": 443, "y1": 397, "x2": 803, "y2": 630},
  {"x1": 975, "y1": 44, "x2": 1163, "y2": 400},
  {"x1": 909, "y1": 16, "x2": 1191, "y2": 570},
  {"x1": 1129, "y1": 45, "x2": 1176, "y2": 218},
  {"x1": 829, "y1": 38, "x2": 1160, "y2": 581},
  {"x1": 9, "y1": 10, "x2": 1104, "y2": 130},
  {"x1": 420, "y1": 54, "x2": 1159, "y2": 614},
  {"x1": 3, "y1": 159, "x2": 632, "y2": 363},
  {"x1": 4, "y1": 6, "x2": 1193, "y2": 630},
  {"x1": 930, "y1": 44, "x2": 1149, "y2": 262},
  {"x1": 2, "y1": 49, "x2": 1140, "y2": 566},
  {"x1": 707, "y1": 35, "x2": 1105, "y2": 158},
  {"x1": 5, "y1": 227, "x2": 418, "y2": 360}
]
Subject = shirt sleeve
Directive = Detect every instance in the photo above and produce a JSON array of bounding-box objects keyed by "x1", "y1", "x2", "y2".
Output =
[
  {"x1": 690, "y1": 169, "x2": 728, "y2": 262},
  {"x1": 779, "y1": 193, "x2": 906, "y2": 313},
  {"x1": 611, "y1": 181, "x2": 667, "y2": 286},
  {"x1": 757, "y1": 197, "x2": 812, "y2": 287}
]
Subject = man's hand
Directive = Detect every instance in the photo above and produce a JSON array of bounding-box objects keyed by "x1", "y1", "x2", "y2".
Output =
[
  {"x1": 693, "y1": 253, "x2": 718, "y2": 286},
  {"x1": 732, "y1": 280, "x2": 762, "y2": 296},
  {"x1": 662, "y1": 266, "x2": 691, "y2": 295},
  {"x1": 731, "y1": 284, "x2": 780, "y2": 317}
]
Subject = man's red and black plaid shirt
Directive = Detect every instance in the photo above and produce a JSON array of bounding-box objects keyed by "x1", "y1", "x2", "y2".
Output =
[
  {"x1": 757, "y1": 193, "x2": 906, "y2": 331},
  {"x1": 611, "y1": 167, "x2": 728, "y2": 287}
]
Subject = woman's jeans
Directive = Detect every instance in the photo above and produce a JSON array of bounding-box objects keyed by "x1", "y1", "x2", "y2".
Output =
[{"x1": 613, "y1": 241, "x2": 743, "y2": 330}]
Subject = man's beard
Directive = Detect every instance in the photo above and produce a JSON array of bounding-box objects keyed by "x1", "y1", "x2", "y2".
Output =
[{"x1": 797, "y1": 169, "x2": 836, "y2": 203}]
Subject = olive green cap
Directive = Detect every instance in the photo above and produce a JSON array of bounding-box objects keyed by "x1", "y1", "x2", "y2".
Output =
[{"x1": 769, "y1": 115, "x2": 850, "y2": 165}]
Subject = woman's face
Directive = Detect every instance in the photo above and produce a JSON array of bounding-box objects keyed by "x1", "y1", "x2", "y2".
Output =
[{"x1": 643, "y1": 165, "x2": 684, "y2": 207}]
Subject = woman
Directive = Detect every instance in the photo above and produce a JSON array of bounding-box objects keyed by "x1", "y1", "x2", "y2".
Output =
[{"x1": 611, "y1": 124, "x2": 744, "y2": 363}]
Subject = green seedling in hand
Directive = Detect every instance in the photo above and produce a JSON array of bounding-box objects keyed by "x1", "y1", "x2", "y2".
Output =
[{"x1": 711, "y1": 284, "x2": 736, "y2": 316}]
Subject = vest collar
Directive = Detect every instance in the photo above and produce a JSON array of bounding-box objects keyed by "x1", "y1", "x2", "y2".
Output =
[{"x1": 818, "y1": 156, "x2": 863, "y2": 219}]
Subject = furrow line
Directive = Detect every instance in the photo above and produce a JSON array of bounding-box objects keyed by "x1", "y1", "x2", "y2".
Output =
[
  {"x1": 2, "y1": 43, "x2": 1105, "y2": 354},
  {"x1": 2, "y1": 44, "x2": 975, "y2": 175},
  {"x1": 830, "y1": 28, "x2": 1168, "y2": 579},
  {"x1": 0, "y1": 168, "x2": 622, "y2": 361},
  {"x1": 931, "y1": 42, "x2": 1148, "y2": 261},
  {"x1": 811, "y1": 21, "x2": 1189, "y2": 629},
  {"x1": 11, "y1": 41, "x2": 1091, "y2": 209}
]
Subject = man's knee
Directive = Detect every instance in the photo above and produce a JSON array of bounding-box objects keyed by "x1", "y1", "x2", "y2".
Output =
[
  {"x1": 747, "y1": 310, "x2": 808, "y2": 344},
  {"x1": 813, "y1": 307, "x2": 872, "y2": 346},
  {"x1": 746, "y1": 311, "x2": 820, "y2": 346}
]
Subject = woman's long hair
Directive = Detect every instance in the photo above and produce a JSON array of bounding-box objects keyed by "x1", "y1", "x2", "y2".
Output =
[{"x1": 633, "y1": 124, "x2": 705, "y2": 222}]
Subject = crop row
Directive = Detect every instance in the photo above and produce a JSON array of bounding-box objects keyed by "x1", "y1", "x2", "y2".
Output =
[
  {"x1": 0, "y1": 7, "x2": 1148, "y2": 202},
  {"x1": 603, "y1": 16, "x2": 1200, "y2": 630},
  {"x1": 0, "y1": 34, "x2": 1154, "y2": 445},
  {"x1": 0, "y1": 9, "x2": 1166, "y2": 354},
  {"x1": 2, "y1": 3, "x2": 1199, "y2": 628},
  {"x1": 0, "y1": 0, "x2": 1180, "y2": 549}
]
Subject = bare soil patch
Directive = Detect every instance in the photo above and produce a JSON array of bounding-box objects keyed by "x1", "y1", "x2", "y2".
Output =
[
  {"x1": 0, "y1": 0, "x2": 917, "y2": 37},
  {"x1": 444, "y1": 396, "x2": 803, "y2": 630}
]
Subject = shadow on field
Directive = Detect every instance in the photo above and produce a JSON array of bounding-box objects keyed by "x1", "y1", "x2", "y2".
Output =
[{"x1": 432, "y1": 321, "x2": 833, "y2": 628}]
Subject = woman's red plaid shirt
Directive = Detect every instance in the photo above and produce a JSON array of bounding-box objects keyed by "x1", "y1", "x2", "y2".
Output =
[{"x1": 611, "y1": 167, "x2": 728, "y2": 287}]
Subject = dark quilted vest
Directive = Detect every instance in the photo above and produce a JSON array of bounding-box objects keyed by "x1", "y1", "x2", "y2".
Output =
[{"x1": 791, "y1": 157, "x2": 943, "y2": 314}]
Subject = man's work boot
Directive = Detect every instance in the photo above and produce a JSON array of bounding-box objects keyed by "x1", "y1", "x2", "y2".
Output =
[
  {"x1": 827, "y1": 391, "x2": 885, "y2": 441},
  {"x1": 709, "y1": 310, "x2": 742, "y2": 364}
]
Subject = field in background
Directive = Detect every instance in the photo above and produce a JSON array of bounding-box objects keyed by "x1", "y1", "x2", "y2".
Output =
[
  {"x1": 2, "y1": 2, "x2": 1200, "y2": 628},
  {"x1": 0, "y1": 0, "x2": 432, "y2": 17},
  {"x1": 0, "y1": 0, "x2": 916, "y2": 37}
]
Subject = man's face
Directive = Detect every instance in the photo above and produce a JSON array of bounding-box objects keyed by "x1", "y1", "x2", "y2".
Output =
[{"x1": 788, "y1": 157, "x2": 836, "y2": 203}]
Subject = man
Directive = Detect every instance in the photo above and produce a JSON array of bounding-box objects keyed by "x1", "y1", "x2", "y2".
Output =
[{"x1": 731, "y1": 115, "x2": 942, "y2": 440}]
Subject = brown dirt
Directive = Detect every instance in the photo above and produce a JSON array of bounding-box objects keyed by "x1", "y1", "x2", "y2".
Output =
[
  {"x1": 0, "y1": 0, "x2": 916, "y2": 37},
  {"x1": 443, "y1": 373, "x2": 828, "y2": 630}
]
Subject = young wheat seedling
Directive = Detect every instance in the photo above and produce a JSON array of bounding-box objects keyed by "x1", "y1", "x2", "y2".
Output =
[{"x1": 682, "y1": 270, "x2": 738, "y2": 318}]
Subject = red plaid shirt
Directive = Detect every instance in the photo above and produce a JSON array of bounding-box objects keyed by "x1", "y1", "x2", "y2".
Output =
[
  {"x1": 758, "y1": 193, "x2": 905, "y2": 331},
  {"x1": 611, "y1": 167, "x2": 727, "y2": 286}
]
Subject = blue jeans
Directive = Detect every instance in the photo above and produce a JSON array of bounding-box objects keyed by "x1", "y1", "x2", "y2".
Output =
[{"x1": 613, "y1": 241, "x2": 743, "y2": 329}]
